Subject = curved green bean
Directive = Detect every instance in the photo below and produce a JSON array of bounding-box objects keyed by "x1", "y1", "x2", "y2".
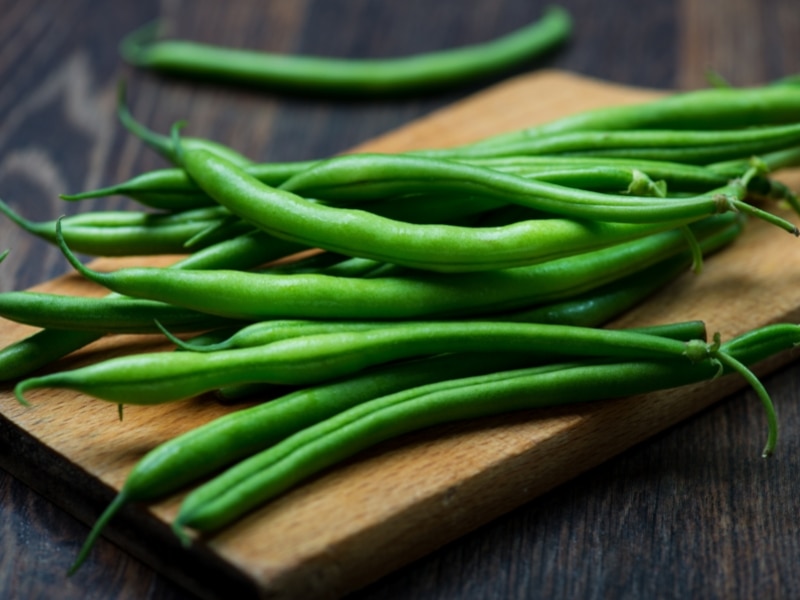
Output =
[
  {"x1": 59, "y1": 154, "x2": 730, "y2": 212},
  {"x1": 120, "y1": 8, "x2": 571, "y2": 96},
  {"x1": 60, "y1": 160, "x2": 320, "y2": 212}
]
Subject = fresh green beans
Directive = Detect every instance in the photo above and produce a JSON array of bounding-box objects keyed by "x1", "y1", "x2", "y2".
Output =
[
  {"x1": 65, "y1": 350, "x2": 544, "y2": 573},
  {"x1": 178, "y1": 147, "x2": 779, "y2": 272},
  {"x1": 14, "y1": 321, "x2": 717, "y2": 405},
  {"x1": 451, "y1": 85, "x2": 800, "y2": 152},
  {"x1": 0, "y1": 200, "x2": 241, "y2": 256},
  {"x1": 120, "y1": 8, "x2": 571, "y2": 96},
  {"x1": 0, "y1": 230, "x2": 307, "y2": 381},
  {"x1": 54, "y1": 213, "x2": 742, "y2": 321},
  {"x1": 420, "y1": 123, "x2": 800, "y2": 164},
  {"x1": 67, "y1": 320, "x2": 707, "y2": 572},
  {"x1": 59, "y1": 155, "x2": 730, "y2": 212},
  {"x1": 171, "y1": 323, "x2": 791, "y2": 535}
]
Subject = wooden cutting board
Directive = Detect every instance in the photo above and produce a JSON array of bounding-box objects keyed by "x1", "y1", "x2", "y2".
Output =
[{"x1": 2, "y1": 70, "x2": 800, "y2": 600}]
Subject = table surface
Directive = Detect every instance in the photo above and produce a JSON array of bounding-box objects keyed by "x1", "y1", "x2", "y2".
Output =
[{"x1": 1, "y1": 1, "x2": 800, "y2": 599}]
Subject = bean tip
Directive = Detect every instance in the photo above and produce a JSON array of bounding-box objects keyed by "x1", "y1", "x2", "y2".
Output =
[{"x1": 14, "y1": 380, "x2": 33, "y2": 407}]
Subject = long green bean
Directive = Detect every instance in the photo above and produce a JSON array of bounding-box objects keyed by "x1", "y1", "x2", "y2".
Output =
[
  {"x1": 15, "y1": 321, "x2": 716, "y2": 406},
  {"x1": 120, "y1": 8, "x2": 571, "y2": 96}
]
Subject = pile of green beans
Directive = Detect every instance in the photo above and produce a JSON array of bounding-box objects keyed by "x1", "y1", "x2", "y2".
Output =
[{"x1": 3, "y1": 73, "x2": 800, "y2": 577}]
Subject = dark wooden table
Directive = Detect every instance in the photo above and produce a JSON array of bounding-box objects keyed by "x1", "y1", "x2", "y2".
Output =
[{"x1": 1, "y1": 1, "x2": 799, "y2": 598}]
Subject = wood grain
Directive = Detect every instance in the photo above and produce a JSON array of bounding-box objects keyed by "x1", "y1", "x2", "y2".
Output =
[{"x1": 2, "y1": 69, "x2": 800, "y2": 599}]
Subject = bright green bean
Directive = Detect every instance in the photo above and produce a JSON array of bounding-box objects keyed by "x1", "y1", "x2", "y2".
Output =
[
  {"x1": 14, "y1": 321, "x2": 715, "y2": 406},
  {"x1": 60, "y1": 160, "x2": 320, "y2": 212},
  {"x1": 0, "y1": 200, "x2": 234, "y2": 256},
  {"x1": 120, "y1": 8, "x2": 571, "y2": 96}
]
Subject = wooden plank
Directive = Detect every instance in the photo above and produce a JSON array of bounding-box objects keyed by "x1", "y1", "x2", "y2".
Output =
[{"x1": 1, "y1": 69, "x2": 799, "y2": 599}]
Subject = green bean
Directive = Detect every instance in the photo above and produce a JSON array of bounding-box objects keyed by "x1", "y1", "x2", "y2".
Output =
[
  {"x1": 60, "y1": 160, "x2": 320, "y2": 212},
  {"x1": 280, "y1": 154, "x2": 675, "y2": 205},
  {"x1": 0, "y1": 292, "x2": 246, "y2": 334},
  {"x1": 161, "y1": 320, "x2": 414, "y2": 353},
  {"x1": 15, "y1": 320, "x2": 717, "y2": 406},
  {"x1": 707, "y1": 146, "x2": 800, "y2": 178},
  {"x1": 278, "y1": 153, "x2": 683, "y2": 207},
  {"x1": 120, "y1": 8, "x2": 571, "y2": 96},
  {"x1": 452, "y1": 85, "x2": 800, "y2": 152},
  {"x1": 0, "y1": 200, "x2": 233, "y2": 256},
  {"x1": 172, "y1": 323, "x2": 790, "y2": 535},
  {"x1": 54, "y1": 212, "x2": 742, "y2": 321},
  {"x1": 462, "y1": 155, "x2": 731, "y2": 192},
  {"x1": 115, "y1": 82, "x2": 253, "y2": 167}
]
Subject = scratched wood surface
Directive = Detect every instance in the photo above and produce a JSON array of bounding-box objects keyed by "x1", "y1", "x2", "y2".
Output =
[{"x1": 2, "y1": 2, "x2": 800, "y2": 600}]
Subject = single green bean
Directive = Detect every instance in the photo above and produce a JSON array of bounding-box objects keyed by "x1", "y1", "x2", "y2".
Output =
[
  {"x1": 15, "y1": 321, "x2": 715, "y2": 406},
  {"x1": 0, "y1": 292, "x2": 246, "y2": 333},
  {"x1": 58, "y1": 154, "x2": 724, "y2": 212},
  {"x1": 120, "y1": 8, "x2": 571, "y2": 96},
  {"x1": 707, "y1": 146, "x2": 800, "y2": 177},
  {"x1": 462, "y1": 155, "x2": 737, "y2": 194}
]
